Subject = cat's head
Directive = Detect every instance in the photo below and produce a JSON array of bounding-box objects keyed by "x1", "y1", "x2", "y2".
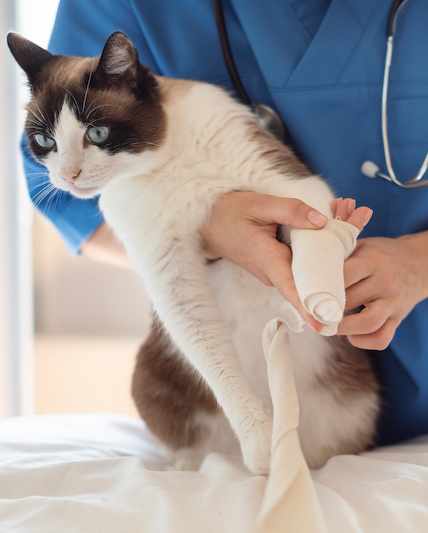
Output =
[{"x1": 8, "y1": 31, "x2": 166, "y2": 198}]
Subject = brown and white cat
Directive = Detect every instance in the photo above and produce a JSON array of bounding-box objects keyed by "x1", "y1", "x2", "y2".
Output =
[{"x1": 8, "y1": 31, "x2": 380, "y2": 474}]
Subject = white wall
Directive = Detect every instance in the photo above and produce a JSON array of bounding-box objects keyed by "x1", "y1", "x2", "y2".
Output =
[
  {"x1": 0, "y1": 0, "x2": 33, "y2": 417},
  {"x1": 18, "y1": 0, "x2": 59, "y2": 48},
  {"x1": 0, "y1": 0, "x2": 60, "y2": 417},
  {"x1": 33, "y1": 215, "x2": 152, "y2": 338}
]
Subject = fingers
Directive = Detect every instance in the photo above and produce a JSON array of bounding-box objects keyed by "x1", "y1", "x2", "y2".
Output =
[
  {"x1": 339, "y1": 300, "x2": 387, "y2": 336},
  {"x1": 343, "y1": 253, "x2": 375, "y2": 292},
  {"x1": 202, "y1": 192, "x2": 329, "y2": 261},
  {"x1": 249, "y1": 194, "x2": 328, "y2": 229},
  {"x1": 346, "y1": 207, "x2": 373, "y2": 233},
  {"x1": 331, "y1": 197, "x2": 373, "y2": 233},
  {"x1": 338, "y1": 302, "x2": 398, "y2": 350},
  {"x1": 346, "y1": 320, "x2": 397, "y2": 351}
]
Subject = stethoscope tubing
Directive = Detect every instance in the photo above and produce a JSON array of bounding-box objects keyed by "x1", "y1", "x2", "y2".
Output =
[
  {"x1": 387, "y1": 0, "x2": 409, "y2": 36},
  {"x1": 379, "y1": 0, "x2": 428, "y2": 188},
  {"x1": 211, "y1": 0, "x2": 252, "y2": 107},
  {"x1": 211, "y1": 0, "x2": 286, "y2": 141},
  {"x1": 213, "y1": 0, "x2": 428, "y2": 188}
]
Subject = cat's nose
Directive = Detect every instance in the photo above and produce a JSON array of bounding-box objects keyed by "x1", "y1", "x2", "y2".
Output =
[{"x1": 61, "y1": 168, "x2": 81, "y2": 183}]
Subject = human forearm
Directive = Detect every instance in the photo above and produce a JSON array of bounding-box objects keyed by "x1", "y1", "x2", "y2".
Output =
[{"x1": 80, "y1": 221, "x2": 131, "y2": 269}]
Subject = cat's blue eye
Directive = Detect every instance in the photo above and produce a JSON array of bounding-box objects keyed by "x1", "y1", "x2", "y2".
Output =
[
  {"x1": 87, "y1": 126, "x2": 110, "y2": 144},
  {"x1": 34, "y1": 134, "x2": 56, "y2": 150}
]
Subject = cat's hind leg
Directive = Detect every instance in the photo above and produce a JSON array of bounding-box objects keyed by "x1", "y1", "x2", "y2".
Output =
[{"x1": 132, "y1": 316, "x2": 239, "y2": 470}]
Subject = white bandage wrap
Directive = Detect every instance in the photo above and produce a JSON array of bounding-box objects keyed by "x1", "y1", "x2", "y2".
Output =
[{"x1": 290, "y1": 219, "x2": 359, "y2": 336}]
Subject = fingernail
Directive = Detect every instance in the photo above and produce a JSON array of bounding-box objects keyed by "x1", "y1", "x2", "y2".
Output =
[
  {"x1": 363, "y1": 209, "x2": 373, "y2": 227},
  {"x1": 308, "y1": 210, "x2": 328, "y2": 227},
  {"x1": 307, "y1": 322, "x2": 318, "y2": 333},
  {"x1": 347, "y1": 199, "x2": 356, "y2": 215}
]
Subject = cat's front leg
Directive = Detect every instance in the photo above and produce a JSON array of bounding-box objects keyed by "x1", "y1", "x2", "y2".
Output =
[{"x1": 132, "y1": 234, "x2": 272, "y2": 474}]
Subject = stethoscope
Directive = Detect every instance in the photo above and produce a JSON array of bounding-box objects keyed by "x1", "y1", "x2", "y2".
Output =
[
  {"x1": 212, "y1": 0, "x2": 428, "y2": 188},
  {"x1": 212, "y1": 0, "x2": 286, "y2": 142}
]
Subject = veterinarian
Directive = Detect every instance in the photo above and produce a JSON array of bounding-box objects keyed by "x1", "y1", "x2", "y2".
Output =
[{"x1": 21, "y1": 0, "x2": 428, "y2": 448}]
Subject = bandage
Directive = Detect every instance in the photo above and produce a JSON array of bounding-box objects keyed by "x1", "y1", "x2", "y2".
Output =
[{"x1": 290, "y1": 219, "x2": 359, "y2": 336}]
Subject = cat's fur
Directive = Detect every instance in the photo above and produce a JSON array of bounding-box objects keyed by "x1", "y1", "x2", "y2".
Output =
[{"x1": 9, "y1": 32, "x2": 380, "y2": 473}]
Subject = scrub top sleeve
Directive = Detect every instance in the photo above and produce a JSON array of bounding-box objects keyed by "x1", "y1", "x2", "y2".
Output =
[
  {"x1": 20, "y1": 0, "x2": 159, "y2": 256},
  {"x1": 48, "y1": 0, "x2": 160, "y2": 70}
]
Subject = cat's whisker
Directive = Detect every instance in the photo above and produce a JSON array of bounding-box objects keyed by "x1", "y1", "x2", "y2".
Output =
[
  {"x1": 32, "y1": 98, "x2": 46, "y2": 123},
  {"x1": 61, "y1": 86, "x2": 80, "y2": 115},
  {"x1": 134, "y1": 141, "x2": 162, "y2": 148},
  {"x1": 24, "y1": 170, "x2": 49, "y2": 176},
  {"x1": 82, "y1": 59, "x2": 96, "y2": 115},
  {"x1": 27, "y1": 117, "x2": 44, "y2": 126},
  {"x1": 85, "y1": 103, "x2": 118, "y2": 120},
  {"x1": 52, "y1": 189, "x2": 63, "y2": 211},
  {"x1": 26, "y1": 107, "x2": 44, "y2": 125},
  {"x1": 45, "y1": 188, "x2": 61, "y2": 213},
  {"x1": 84, "y1": 120, "x2": 101, "y2": 130},
  {"x1": 27, "y1": 129, "x2": 49, "y2": 138},
  {"x1": 28, "y1": 182, "x2": 48, "y2": 192},
  {"x1": 19, "y1": 188, "x2": 43, "y2": 225},
  {"x1": 20, "y1": 204, "x2": 34, "y2": 226},
  {"x1": 32, "y1": 183, "x2": 57, "y2": 209},
  {"x1": 26, "y1": 175, "x2": 49, "y2": 181},
  {"x1": 26, "y1": 171, "x2": 50, "y2": 186},
  {"x1": 85, "y1": 95, "x2": 104, "y2": 114},
  {"x1": 31, "y1": 181, "x2": 54, "y2": 198},
  {"x1": 28, "y1": 180, "x2": 52, "y2": 193},
  {"x1": 0, "y1": 92, "x2": 21, "y2": 104}
]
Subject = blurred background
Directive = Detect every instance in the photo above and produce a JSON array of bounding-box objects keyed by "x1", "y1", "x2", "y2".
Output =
[{"x1": 1, "y1": 0, "x2": 152, "y2": 419}]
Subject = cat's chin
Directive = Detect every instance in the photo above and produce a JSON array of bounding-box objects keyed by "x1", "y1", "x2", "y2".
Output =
[{"x1": 67, "y1": 184, "x2": 101, "y2": 199}]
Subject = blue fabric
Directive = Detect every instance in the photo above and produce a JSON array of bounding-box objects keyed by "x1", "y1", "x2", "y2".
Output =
[{"x1": 21, "y1": 0, "x2": 428, "y2": 445}]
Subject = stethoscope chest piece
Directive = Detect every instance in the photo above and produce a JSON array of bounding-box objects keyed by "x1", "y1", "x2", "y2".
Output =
[{"x1": 251, "y1": 103, "x2": 285, "y2": 142}]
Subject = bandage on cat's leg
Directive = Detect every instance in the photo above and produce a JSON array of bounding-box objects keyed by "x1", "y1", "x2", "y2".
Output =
[
  {"x1": 290, "y1": 220, "x2": 359, "y2": 335},
  {"x1": 305, "y1": 293, "x2": 342, "y2": 324}
]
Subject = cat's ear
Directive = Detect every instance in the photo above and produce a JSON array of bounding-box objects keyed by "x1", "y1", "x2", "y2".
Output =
[
  {"x1": 92, "y1": 32, "x2": 143, "y2": 91},
  {"x1": 7, "y1": 33, "x2": 54, "y2": 89}
]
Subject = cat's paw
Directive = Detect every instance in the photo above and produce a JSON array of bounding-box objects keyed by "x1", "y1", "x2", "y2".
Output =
[
  {"x1": 172, "y1": 447, "x2": 205, "y2": 471},
  {"x1": 241, "y1": 417, "x2": 273, "y2": 475}
]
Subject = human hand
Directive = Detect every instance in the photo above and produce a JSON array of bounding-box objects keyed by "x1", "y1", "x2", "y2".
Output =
[
  {"x1": 338, "y1": 230, "x2": 428, "y2": 351},
  {"x1": 202, "y1": 191, "x2": 330, "y2": 328},
  {"x1": 202, "y1": 192, "x2": 370, "y2": 330}
]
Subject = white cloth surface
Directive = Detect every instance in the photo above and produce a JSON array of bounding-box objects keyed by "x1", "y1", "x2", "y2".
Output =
[
  {"x1": 290, "y1": 219, "x2": 359, "y2": 335},
  {"x1": 1, "y1": 413, "x2": 428, "y2": 532}
]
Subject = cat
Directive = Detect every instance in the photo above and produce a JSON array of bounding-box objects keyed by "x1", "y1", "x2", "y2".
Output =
[{"x1": 8, "y1": 31, "x2": 380, "y2": 474}]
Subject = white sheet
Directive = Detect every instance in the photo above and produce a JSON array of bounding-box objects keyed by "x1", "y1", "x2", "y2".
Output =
[{"x1": 1, "y1": 413, "x2": 428, "y2": 532}]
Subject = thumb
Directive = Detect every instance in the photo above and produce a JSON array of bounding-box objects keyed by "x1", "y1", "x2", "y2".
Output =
[{"x1": 249, "y1": 195, "x2": 329, "y2": 229}]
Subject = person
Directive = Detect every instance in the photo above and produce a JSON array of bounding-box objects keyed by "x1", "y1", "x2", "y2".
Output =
[{"x1": 22, "y1": 0, "x2": 428, "y2": 447}]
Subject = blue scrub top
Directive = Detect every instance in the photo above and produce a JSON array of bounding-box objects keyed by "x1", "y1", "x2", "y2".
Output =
[{"x1": 21, "y1": 0, "x2": 428, "y2": 446}]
